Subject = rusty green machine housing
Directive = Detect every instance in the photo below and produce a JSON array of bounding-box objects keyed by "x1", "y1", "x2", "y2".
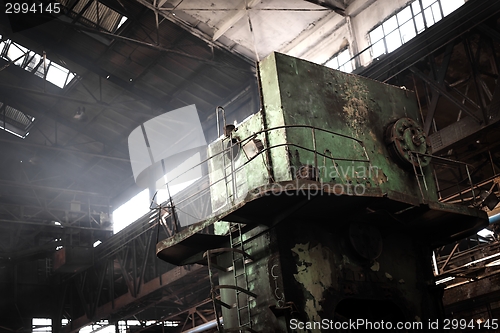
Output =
[{"x1": 156, "y1": 53, "x2": 487, "y2": 332}]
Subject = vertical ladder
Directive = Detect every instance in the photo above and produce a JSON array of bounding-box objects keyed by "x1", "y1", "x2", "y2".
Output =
[
  {"x1": 204, "y1": 223, "x2": 258, "y2": 333},
  {"x1": 229, "y1": 223, "x2": 253, "y2": 330}
]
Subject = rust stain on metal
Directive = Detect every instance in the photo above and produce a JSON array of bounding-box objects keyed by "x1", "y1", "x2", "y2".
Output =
[
  {"x1": 372, "y1": 168, "x2": 388, "y2": 185},
  {"x1": 342, "y1": 79, "x2": 370, "y2": 137}
]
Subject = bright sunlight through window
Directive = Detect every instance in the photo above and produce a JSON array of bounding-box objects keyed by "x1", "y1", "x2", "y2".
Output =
[
  {"x1": 324, "y1": 48, "x2": 353, "y2": 73},
  {"x1": 113, "y1": 153, "x2": 202, "y2": 234},
  {"x1": 112, "y1": 189, "x2": 149, "y2": 234},
  {"x1": 369, "y1": 0, "x2": 466, "y2": 58},
  {"x1": 0, "y1": 35, "x2": 75, "y2": 88}
]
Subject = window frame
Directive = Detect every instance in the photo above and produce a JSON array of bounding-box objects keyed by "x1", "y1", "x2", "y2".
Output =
[
  {"x1": 367, "y1": 0, "x2": 463, "y2": 58},
  {"x1": 324, "y1": 47, "x2": 354, "y2": 73}
]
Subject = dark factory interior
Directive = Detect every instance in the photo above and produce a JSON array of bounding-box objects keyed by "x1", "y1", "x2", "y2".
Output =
[{"x1": 1, "y1": 0, "x2": 500, "y2": 332}]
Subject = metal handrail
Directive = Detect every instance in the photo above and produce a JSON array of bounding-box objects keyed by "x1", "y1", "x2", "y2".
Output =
[
  {"x1": 410, "y1": 151, "x2": 476, "y2": 204},
  {"x1": 158, "y1": 125, "x2": 371, "y2": 212}
]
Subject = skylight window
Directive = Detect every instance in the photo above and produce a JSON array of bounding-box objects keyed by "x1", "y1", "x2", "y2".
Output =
[
  {"x1": 7, "y1": 42, "x2": 28, "y2": 66},
  {"x1": 33, "y1": 318, "x2": 52, "y2": 333},
  {"x1": 46, "y1": 62, "x2": 72, "y2": 88},
  {"x1": 0, "y1": 35, "x2": 76, "y2": 89},
  {"x1": 58, "y1": 0, "x2": 128, "y2": 33},
  {"x1": 324, "y1": 48, "x2": 353, "y2": 73},
  {"x1": 0, "y1": 102, "x2": 35, "y2": 139},
  {"x1": 117, "y1": 16, "x2": 128, "y2": 30},
  {"x1": 368, "y1": 0, "x2": 466, "y2": 58},
  {"x1": 79, "y1": 320, "x2": 110, "y2": 333},
  {"x1": 32, "y1": 318, "x2": 69, "y2": 333}
]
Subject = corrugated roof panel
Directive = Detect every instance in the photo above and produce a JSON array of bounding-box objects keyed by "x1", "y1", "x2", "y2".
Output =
[
  {"x1": 1, "y1": 105, "x2": 34, "y2": 129},
  {"x1": 59, "y1": 0, "x2": 122, "y2": 32}
]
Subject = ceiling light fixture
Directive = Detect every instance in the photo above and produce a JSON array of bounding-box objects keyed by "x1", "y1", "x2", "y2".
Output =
[{"x1": 73, "y1": 107, "x2": 87, "y2": 121}]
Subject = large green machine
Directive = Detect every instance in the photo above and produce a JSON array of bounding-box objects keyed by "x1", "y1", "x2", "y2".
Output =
[{"x1": 156, "y1": 53, "x2": 487, "y2": 332}]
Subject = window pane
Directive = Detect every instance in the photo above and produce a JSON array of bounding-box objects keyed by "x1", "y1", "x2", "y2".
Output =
[
  {"x1": 0, "y1": 39, "x2": 8, "y2": 58},
  {"x1": 441, "y1": 0, "x2": 465, "y2": 16},
  {"x1": 386, "y1": 30, "x2": 402, "y2": 53},
  {"x1": 35, "y1": 60, "x2": 49, "y2": 78},
  {"x1": 400, "y1": 20, "x2": 416, "y2": 43},
  {"x1": 431, "y1": 3, "x2": 442, "y2": 22},
  {"x1": 26, "y1": 52, "x2": 41, "y2": 72},
  {"x1": 1, "y1": 37, "x2": 75, "y2": 88},
  {"x1": 424, "y1": 8, "x2": 435, "y2": 27},
  {"x1": 33, "y1": 318, "x2": 52, "y2": 333},
  {"x1": 325, "y1": 57, "x2": 339, "y2": 69},
  {"x1": 340, "y1": 62, "x2": 353, "y2": 73},
  {"x1": 415, "y1": 13, "x2": 425, "y2": 33},
  {"x1": 116, "y1": 16, "x2": 128, "y2": 30},
  {"x1": 7, "y1": 43, "x2": 27, "y2": 65},
  {"x1": 46, "y1": 64, "x2": 68, "y2": 88},
  {"x1": 397, "y1": 7, "x2": 412, "y2": 25},
  {"x1": 369, "y1": 26, "x2": 384, "y2": 44},
  {"x1": 383, "y1": 16, "x2": 398, "y2": 34},
  {"x1": 421, "y1": 0, "x2": 435, "y2": 9},
  {"x1": 337, "y1": 49, "x2": 350, "y2": 65},
  {"x1": 67, "y1": 72, "x2": 75, "y2": 85},
  {"x1": 412, "y1": 1, "x2": 421, "y2": 14},
  {"x1": 371, "y1": 40, "x2": 386, "y2": 58}
]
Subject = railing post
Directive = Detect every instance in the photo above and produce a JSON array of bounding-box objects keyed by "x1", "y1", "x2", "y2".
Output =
[{"x1": 312, "y1": 128, "x2": 318, "y2": 181}]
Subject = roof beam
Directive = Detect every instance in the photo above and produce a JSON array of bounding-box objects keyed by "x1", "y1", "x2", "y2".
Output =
[
  {"x1": 132, "y1": 0, "x2": 254, "y2": 64},
  {"x1": 345, "y1": 0, "x2": 376, "y2": 16},
  {"x1": 212, "y1": 0, "x2": 261, "y2": 41},
  {"x1": 0, "y1": 138, "x2": 129, "y2": 162},
  {"x1": 0, "y1": 219, "x2": 109, "y2": 231},
  {"x1": 0, "y1": 79, "x2": 144, "y2": 118},
  {"x1": 0, "y1": 179, "x2": 110, "y2": 197},
  {"x1": 411, "y1": 67, "x2": 482, "y2": 123},
  {"x1": 62, "y1": 265, "x2": 205, "y2": 333},
  {"x1": 279, "y1": 12, "x2": 344, "y2": 56},
  {"x1": 430, "y1": 82, "x2": 500, "y2": 154},
  {"x1": 0, "y1": 88, "x2": 129, "y2": 157},
  {"x1": 6, "y1": 27, "x2": 168, "y2": 112},
  {"x1": 304, "y1": 0, "x2": 345, "y2": 16},
  {"x1": 358, "y1": 0, "x2": 500, "y2": 82},
  {"x1": 52, "y1": 19, "x2": 251, "y2": 73}
]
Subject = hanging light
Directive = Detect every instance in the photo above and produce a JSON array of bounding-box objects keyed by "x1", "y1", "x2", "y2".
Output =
[{"x1": 73, "y1": 107, "x2": 87, "y2": 121}]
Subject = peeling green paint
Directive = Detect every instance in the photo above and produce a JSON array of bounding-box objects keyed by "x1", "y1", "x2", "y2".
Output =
[{"x1": 292, "y1": 242, "x2": 335, "y2": 324}]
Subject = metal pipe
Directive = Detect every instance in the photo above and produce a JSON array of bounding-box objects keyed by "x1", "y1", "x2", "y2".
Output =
[
  {"x1": 181, "y1": 318, "x2": 222, "y2": 333},
  {"x1": 490, "y1": 212, "x2": 500, "y2": 224}
]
